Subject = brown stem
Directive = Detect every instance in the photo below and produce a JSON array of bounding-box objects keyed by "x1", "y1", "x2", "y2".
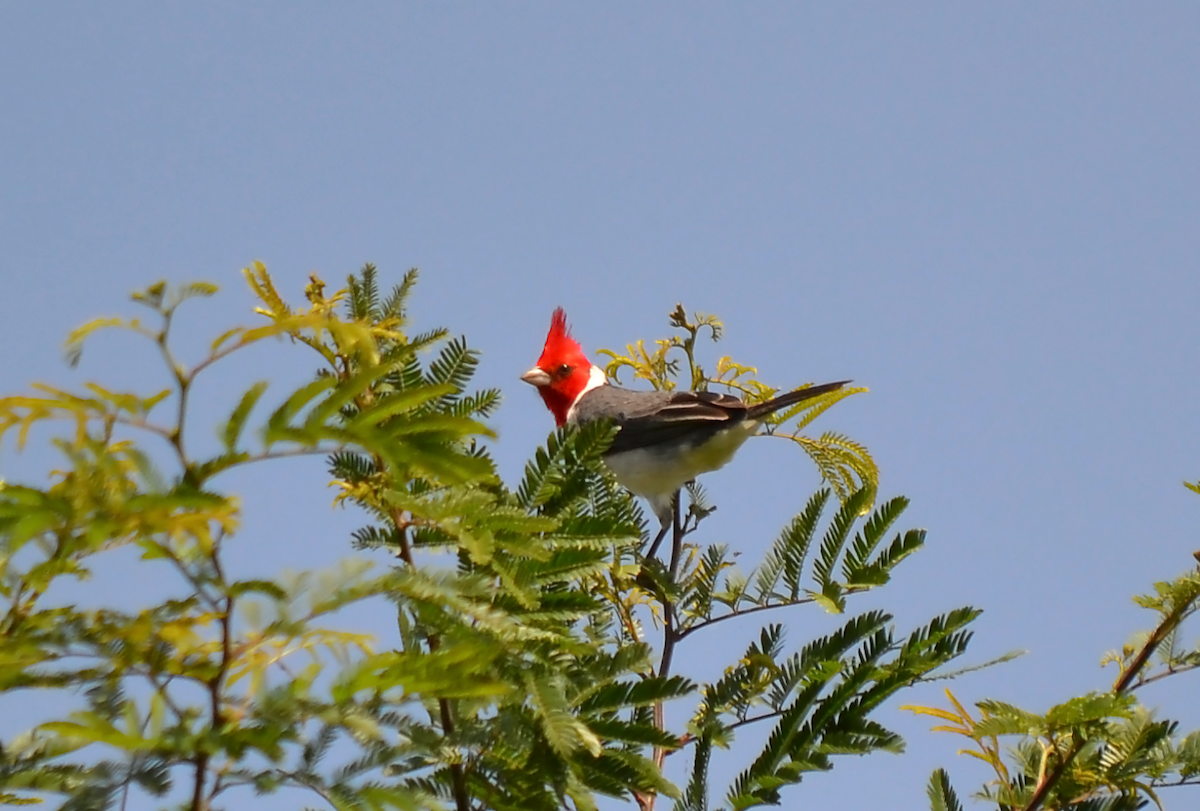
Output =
[
  {"x1": 387, "y1": 507, "x2": 416, "y2": 567},
  {"x1": 646, "y1": 521, "x2": 671, "y2": 561},
  {"x1": 388, "y1": 513, "x2": 467, "y2": 810},
  {"x1": 211, "y1": 597, "x2": 232, "y2": 724},
  {"x1": 440, "y1": 697, "x2": 470, "y2": 811},
  {"x1": 192, "y1": 544, "x2": 234, "y2": 811},
  {"x1": 674, "y1": 588, "x2": 868, "y2": 641},
  {"x1": 638, "y1": 497, "x2": 686, "y2": 811},
  {"x1": 190, "y1": 754, "x2": 209, "y2": 811},
  {"x1": 424, "y1": 631, "x2": 470, "y2": 811},
  {"x1": 1020, "y1": 738, "x2": 1083, "y2": 811},
  {"x1": 1112, "y1": 587, "x2": 1199, "y2": 694},
  {"x1": 1126, "y1": 662, "x2": 1200, "y2": 690}
]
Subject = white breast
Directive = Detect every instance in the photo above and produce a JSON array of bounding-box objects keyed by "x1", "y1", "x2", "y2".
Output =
[{"x1": 602, "y1": 423, "x2": 758, "y2": 520}]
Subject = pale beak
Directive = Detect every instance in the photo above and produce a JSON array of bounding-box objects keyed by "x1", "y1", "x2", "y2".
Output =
[{"x1": 521, "y1": 367, "x2": 551, "y2": 387}]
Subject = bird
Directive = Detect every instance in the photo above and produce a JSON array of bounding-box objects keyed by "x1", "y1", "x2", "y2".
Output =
[{"x1": 521, "y1": 308, "x2": 849, "y2": 558}]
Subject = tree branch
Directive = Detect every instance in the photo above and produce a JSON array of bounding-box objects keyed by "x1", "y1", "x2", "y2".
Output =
[
  {"x1": 675, "y1": 586, "x2": 870, "y2": 641},
  {"x1": 195, "y1": 543, "x2": 234, "y2": 811},
  {"x1": 386, "y1": 507, "x2": 466, "y2": 810},
  {"x1": 639, "y1": 495, "x2": 685, "y2": 811},
  {"x1": 1113, "y1": 585, "x2": 1200, "y2": 694}
]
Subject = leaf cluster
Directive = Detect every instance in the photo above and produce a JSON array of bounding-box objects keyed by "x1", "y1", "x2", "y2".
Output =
[
  {"x1": 0, "y1": 267, "x2": 980, "y2": 811},
  {"x1": 910, "y1": 542, "x2": 1200, "y2": 811},
  {"x1": 0, "y1": 268, "x2": 688, "y2": 811},
  {"x1": 663, "y1": 489, "x2": 976, "y2": 811}
]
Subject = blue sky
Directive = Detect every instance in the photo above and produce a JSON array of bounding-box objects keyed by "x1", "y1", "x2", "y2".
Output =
[{"x1": 2, "y1": 4, "x2": 1199, "y2": 809}]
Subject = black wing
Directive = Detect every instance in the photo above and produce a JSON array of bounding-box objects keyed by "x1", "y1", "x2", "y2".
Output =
[
  {"x1": 587, "y1": 381, "x2": 850, "y2": 455},
  {"x1": 604, "y1": 390, "x2": 750, "y2": 454}
]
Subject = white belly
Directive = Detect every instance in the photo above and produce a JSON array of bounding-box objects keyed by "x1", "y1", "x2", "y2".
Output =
[{"x1": 603, "y1": 425, "x2": 758, "y2": 517}]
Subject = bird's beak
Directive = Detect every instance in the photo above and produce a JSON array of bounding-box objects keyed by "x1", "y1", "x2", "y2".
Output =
[{"x1": 521, "y1": 367, "x2": 551, "y2": 387}]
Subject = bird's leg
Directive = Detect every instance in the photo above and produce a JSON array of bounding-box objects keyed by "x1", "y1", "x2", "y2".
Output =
[
  {"x1": 644, "y1": 491, "x2": 678, "y2": 561},
  {"x1": 645, "y1": 520, "x2": 670, "y2": 561}
]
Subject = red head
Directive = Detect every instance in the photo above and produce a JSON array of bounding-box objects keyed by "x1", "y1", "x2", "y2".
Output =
[{"x1": 521, "y1": 308, "x2": 597, "y2": 426}]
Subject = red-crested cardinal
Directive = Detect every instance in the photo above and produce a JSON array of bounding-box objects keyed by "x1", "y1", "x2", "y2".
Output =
[{"x1": 521, "y1": 309, "x2": 848, "y2": 549}]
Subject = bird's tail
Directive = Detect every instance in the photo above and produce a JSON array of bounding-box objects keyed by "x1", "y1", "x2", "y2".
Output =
[{"x1": 745, "y1": 380, "x2": 851, "y2": 420}]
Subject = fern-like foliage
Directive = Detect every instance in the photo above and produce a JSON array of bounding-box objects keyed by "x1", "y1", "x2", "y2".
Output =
[
  {"x1": 926, "y1": 769, "x2": 963, "y2": 811},
  {"x1": 678, "y1": 605, "x2": 976, "y2": 811},
  {"x1": 674, "y1": 486, "x2": 924, "y2": 641},
  {"x1": 0, "y1": 269, "x2": 679, "y2": 811},
  {"x1": 911, "y1": 558, "x2": 1200, "y2": 811},
  {"x1": 0, "y1": 268, "x2": 981, "y2": 811}
]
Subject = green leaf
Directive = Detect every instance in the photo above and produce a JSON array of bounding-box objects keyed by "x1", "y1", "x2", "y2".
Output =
[
  {"x1": 346, "y1": 264, "x2": 381, "y2": 321},
  {"x1": 527, "y1": 673, "x2": 602, "y2": 758},
  {"x1": 63, "y1": 317, "x2": 124, "y2": 367},
  {"x1": 586, "y1": 717, "x2": 681, "y2": 748},
  {"x1": 264, "y1": 375, "x2": 338, "y2": 439},
  {"x1": 810, "y1": 583, "x2": 846, "y2": 614},
  {"x1": 765, "y1": 489, "x2": 830, "y2": 602},
  {"x1": 222, "y1": 380, "x2": 268, "y2": 451},
  {"x1": 812, "y1": 486, "x2": 874, "y2": 591},
  {"x1": 176, "y1": 281, "x2": 219, "y2": 304},
  {"x1": 926, "y1": 769, "x2": 963, "y2": 811},
  {"x1": 307, "y1": 363, "x2": 432, "y2": 432},
  {"x1": 841, "y1": 495, "x2": 908, "y2": 583},
  {"x1": 189, "y1": 451, "x2": 251, "y2": 483}
]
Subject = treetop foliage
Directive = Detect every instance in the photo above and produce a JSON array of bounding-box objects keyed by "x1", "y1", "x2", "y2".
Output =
[{"x1": 1, "y1": 264, "x2": 977, "y2": 811}]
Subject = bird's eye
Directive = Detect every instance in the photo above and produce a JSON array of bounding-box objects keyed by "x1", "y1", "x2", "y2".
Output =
[{"x1": 557, "y1": 364, "x2": 571, "y2": 375}]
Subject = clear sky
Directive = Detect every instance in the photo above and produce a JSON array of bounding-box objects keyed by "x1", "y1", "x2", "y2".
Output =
[{"x1": 2, "y1": 4, "x2": 1199, "y2": 809}]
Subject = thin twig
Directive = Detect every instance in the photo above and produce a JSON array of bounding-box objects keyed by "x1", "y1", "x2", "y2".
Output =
[
  {"x1": 659, "y1": 500, "x2": 682, "y2": 682},
  {"x1": 194, "y1": 543, "x2": 235, "y2": 811},
  {"x1": 675, "y1": 587, "x2": 869, "y2": 641},
  {"x1": 664, "y1": 709, "x2": 784, "y2": 757},
  {"x1": 387, "y1": 508, "x2": 416, "y2": 567},
  {"x1": 668, "y1": 497, "x2": 683, "y2": 580},
  {"x1": 1128, "y1": 662, "x2": 1200, "y2": 691},
  {"x1": 153, "y1": 309, "x2": 193, "y2": 472}
]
